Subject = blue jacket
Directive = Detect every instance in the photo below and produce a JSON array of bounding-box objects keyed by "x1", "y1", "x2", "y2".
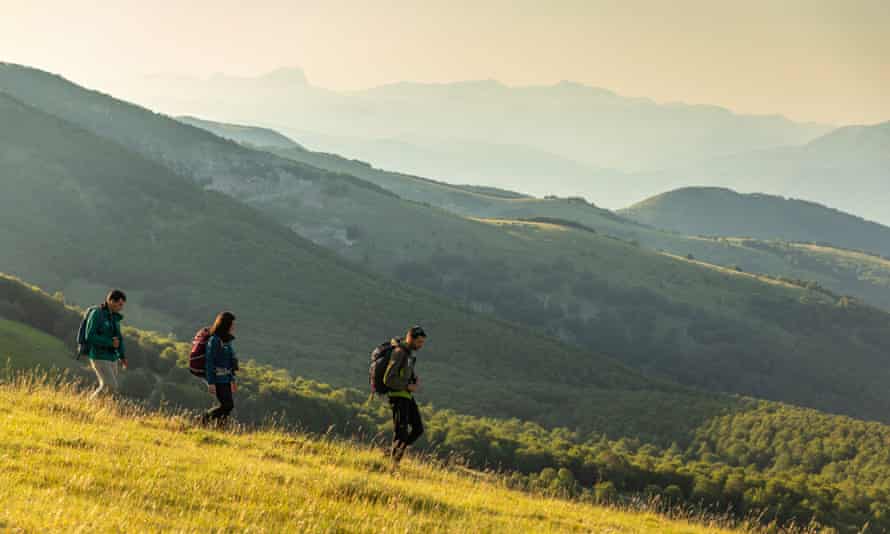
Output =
[{"x1": 205, "y1": 335, "x2": 236, "y2": 385}]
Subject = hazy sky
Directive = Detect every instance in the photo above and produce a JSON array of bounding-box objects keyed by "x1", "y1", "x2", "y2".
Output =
[{"x1": 2, "y1": 0, "x2": 888, "y2": 124}]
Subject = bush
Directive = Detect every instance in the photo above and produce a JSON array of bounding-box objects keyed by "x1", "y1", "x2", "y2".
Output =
[{"x1": 594, "y1": 481, "x2": 618, "y2": 503}]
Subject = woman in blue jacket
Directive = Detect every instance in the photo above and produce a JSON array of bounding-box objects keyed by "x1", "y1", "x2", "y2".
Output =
[{"x1": 202, "y1": 311, "x2": 238, "y2": 425}]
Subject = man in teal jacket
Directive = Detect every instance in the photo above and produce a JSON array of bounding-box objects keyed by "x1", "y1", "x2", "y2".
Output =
[{"x1": 85, "y1": 290, "x2": 127, "y2": 399}]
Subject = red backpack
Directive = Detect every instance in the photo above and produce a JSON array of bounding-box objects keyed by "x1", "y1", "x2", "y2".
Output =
[{"x1": 189, "y1": 327, "x2": 212, "y2": 378}]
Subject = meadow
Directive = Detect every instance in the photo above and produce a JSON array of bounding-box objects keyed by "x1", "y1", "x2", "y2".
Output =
[{"x1": 0, "y1": 376, "x2": 745, "y2": 534}]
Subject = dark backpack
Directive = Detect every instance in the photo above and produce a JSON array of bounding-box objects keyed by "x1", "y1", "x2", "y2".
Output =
[
  {"x1": 369, "y1": 341, "x2": 397, "y2": 395},
  {"x1": 189, "y1": 327, "x2": 212, "y2": 378},
  {"x1": 75, "y1": 305, "x2": 100, "y2": 359}
]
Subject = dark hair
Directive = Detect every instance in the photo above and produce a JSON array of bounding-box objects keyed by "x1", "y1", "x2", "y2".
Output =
[
  {"x1": 210, "y1": 311, "x2": 236, "y2": 342},
  {"x1": 106, "y1": 289, "x2": 127, "y2": 303},
  {"x1": 407, "y1": 325, "x2": 427, "y2": 339}
]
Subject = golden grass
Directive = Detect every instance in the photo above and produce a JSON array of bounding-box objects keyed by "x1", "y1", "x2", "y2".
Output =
[{"x1": 0, "y1": 377, "x2": 746, "y2": 533}]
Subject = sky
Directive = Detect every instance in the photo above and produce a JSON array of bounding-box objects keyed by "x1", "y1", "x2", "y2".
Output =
[{"x1": 1, "y1": 0, "x2": 888, "y2": 125}]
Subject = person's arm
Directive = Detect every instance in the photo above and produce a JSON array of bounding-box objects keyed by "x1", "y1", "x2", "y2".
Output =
[
  {"x1": 85, "y1": 308, "x2": 114, "y2": 348},
  {"x1": 205, "y1": 337, "x2": 220, "y2": 385},
  {"x1": 383, "y1": 349, "x2": 410, "y2": 391}
]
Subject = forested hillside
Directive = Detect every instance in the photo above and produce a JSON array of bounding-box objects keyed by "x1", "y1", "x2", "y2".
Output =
[{"x1": 1, "y1": 274, "x2": 888, "y2": 532}]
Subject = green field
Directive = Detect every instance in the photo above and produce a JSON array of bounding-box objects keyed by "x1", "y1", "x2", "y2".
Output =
[
  {"x1": 0, "y1": 318, "x2": 78, "y2": 371},
  {"x1": 0, "y1": 379, "x2": 741, "y2": 534}
]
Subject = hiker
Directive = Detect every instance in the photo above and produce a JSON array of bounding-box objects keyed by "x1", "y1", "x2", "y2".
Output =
[
  {"x1": 201, "y1": 312, "x2": 238, "y2": 425},
  {"x1": 84, "y1": 289, "x2": 127, "y2": 400},
  {"x1": 383, "y1": 325, "x2": 427, "y2": 467}
]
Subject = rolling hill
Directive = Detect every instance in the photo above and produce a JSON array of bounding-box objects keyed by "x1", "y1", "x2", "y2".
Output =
[
  {"x1": 0, "y1": 379, "x2": 744, "y2": 534},
  {"x1": 231, "y1": 127, "x2": 890, "y2": 315},
  {"x1": 621, "y1": 186, "x2": 890, "y2": 258},
  {"x1": 177, "y1": 114, "x2": 302, "y2": 149}
]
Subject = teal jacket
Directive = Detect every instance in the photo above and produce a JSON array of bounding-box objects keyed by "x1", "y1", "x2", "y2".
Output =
[
  {"x1": 85, "y1": 305, "x2": 125, "y2": 362},
  {"x1": 205, "y1": 335, "x2": 236, "y2": 385}
]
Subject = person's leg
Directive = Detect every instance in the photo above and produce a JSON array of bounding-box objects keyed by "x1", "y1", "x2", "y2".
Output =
[
  {"x1": 105, "y1": 360, "x2": 120, "y2": 394},
  {"x1": 204, "y1": 383, "x2": 234, "y2": 424},
  {"x1": 89, "y1": 359, "x2": 117, "y2": 399},
  {"x1": 389, "y1": 397, "x2": 410, "y2": 462},
  {"x1": 404, "y1": 398, "x2": 424, "y2": 446}
]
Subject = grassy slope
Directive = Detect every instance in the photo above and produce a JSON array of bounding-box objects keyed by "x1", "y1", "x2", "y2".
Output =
[
  {"x1": 0, "y1": 94, "x2": 727, "y2": 441},
  {"x1": 0, "y1": 318, "x2": 78, "y2": 371},
  {"x1": 619, "y1": 186, "x2": 890, "y2": 258},
  {"x1": 3, "y1": 277, "x2": 890, "y2": 531},
  {"x1": 0, "y1": 383, "x2": 740, "y2": 534}
]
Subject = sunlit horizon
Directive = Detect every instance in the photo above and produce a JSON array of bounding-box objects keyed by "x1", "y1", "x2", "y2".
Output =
[{"x1": 2, "y1": 0, "x2": 888, "y2": 125}]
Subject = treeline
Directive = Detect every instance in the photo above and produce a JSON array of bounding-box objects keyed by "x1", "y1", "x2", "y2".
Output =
[{"x1": 393, "y1": 246, "x2": 890, "y2": 424}]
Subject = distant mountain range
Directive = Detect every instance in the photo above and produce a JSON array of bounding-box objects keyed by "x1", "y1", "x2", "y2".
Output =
[
  {"x1": 626, "y1": 121, "x2": 890, "y2": 227},
  {"x1": 107, "y1": 67, "x2": 834, "y2": 207}
]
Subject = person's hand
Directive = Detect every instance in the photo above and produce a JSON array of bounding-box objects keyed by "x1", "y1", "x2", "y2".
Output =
[
  {"x1": 407, "y1": 383, "x2": 418, "y2": 393},
  {"x1": 112, "y1": 337, "x2": 120, "y2": 349},
  {"x1": 208, "y1": 384, "x2": 216, "y2": 395},
  {"x1": 119, "y1": 358, "x2": 128, "y2": 370},
  {"x1": 231, "y1": 381, "x2": 238, "y2": 394}
]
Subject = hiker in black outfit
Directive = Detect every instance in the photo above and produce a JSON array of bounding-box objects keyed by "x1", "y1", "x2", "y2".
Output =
[
  {"x1": 201, "y1": 312, "x2": 238, "y2": 425},
  {"x1": 383, "y1": 325, "x2": 427, "y2": 468}
]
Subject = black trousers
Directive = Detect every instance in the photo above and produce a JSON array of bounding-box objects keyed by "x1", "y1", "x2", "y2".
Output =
[
  {"x1": 389, "y1": 396, "x2": 424, "y2": 448},
  {"x1": 205, "y1": 382, "x2": 234, "y2": 422}
]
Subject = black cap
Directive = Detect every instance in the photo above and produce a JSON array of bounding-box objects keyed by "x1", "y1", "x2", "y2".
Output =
[{"x1": 409, "y1": 325, "x2": 427, "y2": 338}]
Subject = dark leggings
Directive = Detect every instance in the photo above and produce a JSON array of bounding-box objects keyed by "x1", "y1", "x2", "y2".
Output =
[
  {"x1": 205, "y1": 382, "x2": 234, "y2": 423},
  {"x1": 389, "y1": 396, "x2": 424, "y2": 450}
]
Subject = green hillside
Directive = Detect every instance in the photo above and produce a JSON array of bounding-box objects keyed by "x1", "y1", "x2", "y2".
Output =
[
  {"x1": 0, "y1": 318, "x2": 79, "y2": 371},
  {"x1": 2, "y1": 275, "x2": 889, "y2": 531},
  {"x1": 259, "y1": 129, "x2": 890, "y2": 315},
  {"x1": 0, "y1": 380, "x2": 746, "y2": 534},
  {"x1": 621, "y1": 186, "x2": 890, "y2": 257},
  {"x1": 3, "y1": 64, "x2": 890, "y2": 428}
]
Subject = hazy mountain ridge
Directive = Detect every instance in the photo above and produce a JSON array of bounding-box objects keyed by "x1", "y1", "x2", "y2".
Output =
[
  {"x1": 621, "y1": 186, "x2": 890, "y2": 258},
  {"x1": 104, "y1": 66, "x2": 831, "y2": 205},
  {"x1": 178, "y1": 115, "x2": 303, "y2": 149},
  {"x1": 630, "y1": 120, "x2": 890, "y2": 226}
]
